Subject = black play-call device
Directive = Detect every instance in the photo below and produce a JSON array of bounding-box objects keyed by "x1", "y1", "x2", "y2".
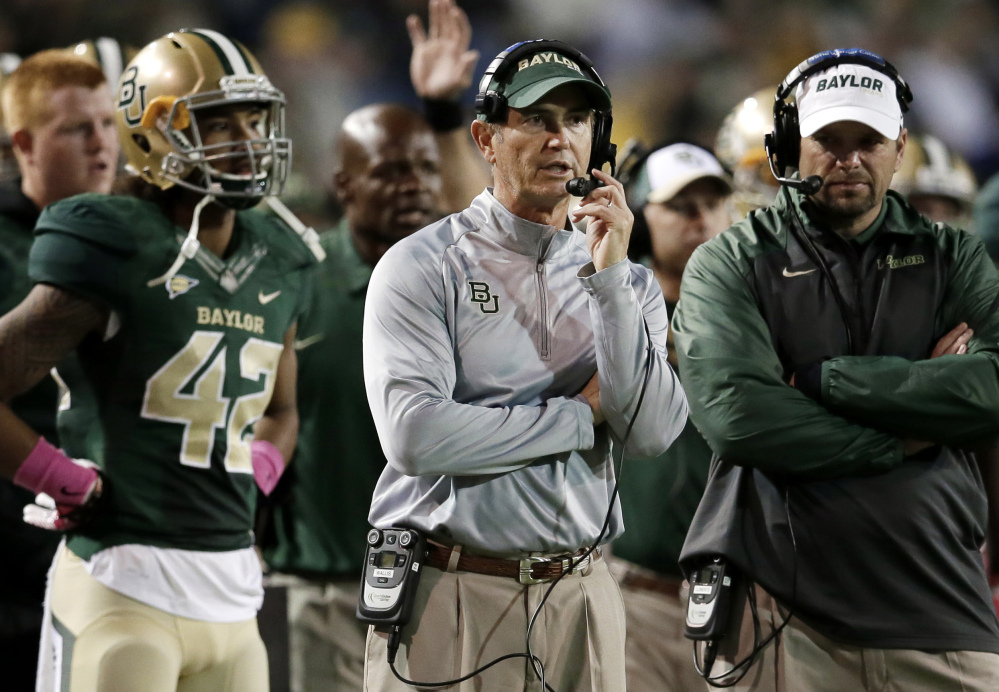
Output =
[
  {"x1": 685, "y1": 556, "x2": 739, "y2": 641},
  {"x1": 356, "y1": 527, "x2": 426, "y2": 627}
]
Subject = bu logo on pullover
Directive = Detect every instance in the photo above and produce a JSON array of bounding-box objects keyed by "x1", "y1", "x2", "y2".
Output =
[{"x1": 468, "y1": 282, "x2": 499, "y2": 313}]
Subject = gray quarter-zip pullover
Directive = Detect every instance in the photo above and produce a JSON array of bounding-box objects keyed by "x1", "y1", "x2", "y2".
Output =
[{"x1": 363, "y1": 190, "x2": 688, "y2": 556}]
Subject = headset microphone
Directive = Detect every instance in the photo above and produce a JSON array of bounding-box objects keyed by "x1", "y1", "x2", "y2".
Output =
[
  {"x1": 566, "y1": 176, "x2": 605, "y2": 197},
  {"x1": 794, "y1": 175, "x2": 824, "y2": 195},
  {"x1": 763, "y1": 133, "x2": 824, "y2": 196}
]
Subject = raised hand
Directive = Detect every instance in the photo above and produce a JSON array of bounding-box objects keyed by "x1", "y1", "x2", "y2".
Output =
[{"x1": 407, "y1": 0, "x2": 480, "y2": 101}]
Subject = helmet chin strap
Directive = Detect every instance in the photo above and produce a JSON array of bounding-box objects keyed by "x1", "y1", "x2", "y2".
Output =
[
  {"x1": 147, "y1": 193, "x2": 216, "y2": 288},
  {"x1": 264, "y1": 197, "x2": 326, "y2": 261}
]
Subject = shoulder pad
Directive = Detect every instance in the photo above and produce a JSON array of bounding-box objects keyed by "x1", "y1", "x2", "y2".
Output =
[
  {"x1": 35, "y1": 194, "x2": 146, "y2": 256},
  {"x1": 238, "y1": 207, "x2": 320, "y2": 270}
]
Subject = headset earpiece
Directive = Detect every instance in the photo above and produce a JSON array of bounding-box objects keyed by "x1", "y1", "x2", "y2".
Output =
[
  {"x1": 771, "y1": 99, "x2": 800, "y2": 175},
  {"x1": 474, "y1": 91, "x2": 506, "y2": 124}
]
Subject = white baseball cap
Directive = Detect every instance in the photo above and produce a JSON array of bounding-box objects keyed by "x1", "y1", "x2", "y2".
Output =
[
  {"x1": 796, "y1": 63, "x2": 903, "y2": 141},
  {"x1": 633, "y1": 143, "x2": 732, "y2": 205}
]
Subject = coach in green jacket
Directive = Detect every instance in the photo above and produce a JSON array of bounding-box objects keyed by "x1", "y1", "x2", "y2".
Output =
[{"x1": 674, "y1": 51, "x2": 999, "y2": 691}]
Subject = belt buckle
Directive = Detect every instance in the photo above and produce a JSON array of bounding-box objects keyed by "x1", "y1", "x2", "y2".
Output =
[
  {"x1": 566, "y1": 552, "x2": 592, "y2": 575},
  {"x1": 518, "y1": 556, "x2": 551, "y2": 585}
]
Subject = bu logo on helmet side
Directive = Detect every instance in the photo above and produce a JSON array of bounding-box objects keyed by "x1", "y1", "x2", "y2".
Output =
[{"x1": 117, "y1": 66, "x2": 147, "y2": 127}]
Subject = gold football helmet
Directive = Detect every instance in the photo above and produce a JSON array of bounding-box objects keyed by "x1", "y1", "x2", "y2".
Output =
[
  {"x1": 715, "y1": 86, "x2": 782, "y2": 218},
  {"x1": 891, "y1": 133, "x2": 976, "y2": 226},
  {"x1": 0, "y1": 52, "x2": 22, "y2": 183},
  {"x1": 115, "y1": 28, "x2": 290, "y2": 207},
  {"x1": 67, "y1": 37, "x2": 137, "y2": 93}
]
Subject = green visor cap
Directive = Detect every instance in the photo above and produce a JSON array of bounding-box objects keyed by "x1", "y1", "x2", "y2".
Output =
[{"x1": 490, "y1": 51, "x2": 612, "y2": 113}]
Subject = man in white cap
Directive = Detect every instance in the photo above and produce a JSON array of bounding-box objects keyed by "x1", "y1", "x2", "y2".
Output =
[
  {"x1": 674, "y1": 49, "x2": 999, "y2": 690},
  {"x1": 609, "y1": 141, "x2": 732, "y2": 691},
  {"x1": 623, "y1": 142, "x2": 733, "y2": 305}
]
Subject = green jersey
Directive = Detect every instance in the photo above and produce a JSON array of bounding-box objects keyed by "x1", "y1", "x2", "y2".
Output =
[
  {"x1": 29, "y1": 193, "x2": 316, "y2": 559},
  {"x1": 262, "y1": 221, "x2": 384, "y2": 577}
]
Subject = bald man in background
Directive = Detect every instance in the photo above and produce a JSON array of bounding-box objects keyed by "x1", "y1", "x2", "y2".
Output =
[{"x1": 259, "y1": 103, "x2": 444, "y2": 692}]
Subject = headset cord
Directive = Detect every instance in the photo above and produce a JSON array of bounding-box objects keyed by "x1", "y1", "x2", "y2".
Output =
[
  {"x1": 387, "y1": 626, "x2": 551, "y2": 690},
  {"x1": 524, "y1": 319, "x2": 656, "y2": 691},
  {"x1": 694, "y1": 485, "x2": 798, "y2": 688},
  {"x1": 385, "y1": 319, "x2": 657, "y2": 692},
  {"x1": 787, "y1": 206, "x2": 855, "y2": 354}
]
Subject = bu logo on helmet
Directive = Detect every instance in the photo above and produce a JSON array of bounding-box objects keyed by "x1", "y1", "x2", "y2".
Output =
[{"x1": 118, "y1": 66, "x2": 147, "y2": 127}]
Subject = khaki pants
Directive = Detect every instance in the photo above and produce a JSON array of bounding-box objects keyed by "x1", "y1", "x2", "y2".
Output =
[
  {"x1": 267, "y1": 574, "x2": 366, "y2": 692},
  {"x1": 364, "y1": 555, "x2": 626, "y2": 692},
  {"x1": 709, "y1": 583, "x2": 999, "y2": 692},
  {"x1": 38, "y1": 545, "x2": 268, "y2": 692},
  {"x1": 609, "y1": 558, "x2": 704, "y2": 692}
]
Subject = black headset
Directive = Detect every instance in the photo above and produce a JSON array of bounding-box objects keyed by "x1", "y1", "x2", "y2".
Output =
[
  {"x1": 475, "y1": 39, "x2": 616, "y2": 196},
  {"x1": 764, "y1": 48, "x2": 913, "y2": 193},
  {"x1": 618, "y1": 139, "x2": 663, "y2": 260}
]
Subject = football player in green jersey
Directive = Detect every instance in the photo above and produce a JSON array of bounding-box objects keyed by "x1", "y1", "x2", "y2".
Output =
[{"x1": 0, "y1": 29, "x2": 320, "y2": 692}]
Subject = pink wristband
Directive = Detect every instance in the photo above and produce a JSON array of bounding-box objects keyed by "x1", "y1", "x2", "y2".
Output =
[
  {"x1": 251, "y1": 440, "x2": 286, "y2": 496},
  {"x1": 13, "y1": 437, "x2": 98, "y2": 505}
]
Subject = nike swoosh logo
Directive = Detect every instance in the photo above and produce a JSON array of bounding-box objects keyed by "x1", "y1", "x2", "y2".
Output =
[
  {"x1": 293, "y1": 334, "x2": 324, "y2": 351},
  {"x1": 259, "y1": 290, "x2": 282, "y2": 305},
  {"x1": 782, "y1": 267, "x2": 817, "y2": 278},
  {"x1": 60, "y1": 486, "x2": 84, "y2": 497}
]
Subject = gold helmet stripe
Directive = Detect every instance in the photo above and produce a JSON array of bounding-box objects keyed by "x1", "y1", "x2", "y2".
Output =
[
  {"x1": 187, "y1": 29, "x2": 253, "y2": 77},
  {"x1": 922, "y1": 135, "x2": 953, "y2": 177},
  {"x1": 94, "y1": 37, "x2": 124, "y2": 88}
]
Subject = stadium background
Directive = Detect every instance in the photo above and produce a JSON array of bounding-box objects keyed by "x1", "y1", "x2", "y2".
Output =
[{"x1": 3, "y1": 0, "x2": 997, "y2": 192}]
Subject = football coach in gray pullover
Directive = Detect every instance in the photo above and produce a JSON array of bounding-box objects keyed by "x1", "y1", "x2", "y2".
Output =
[{"x1": 362, "y1": 39, "x2": 688, "y2": 691}]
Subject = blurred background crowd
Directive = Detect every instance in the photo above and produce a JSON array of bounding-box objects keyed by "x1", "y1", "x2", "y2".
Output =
[{"x1": 3, "y1": 0, "x2": 998, "y2": 191}]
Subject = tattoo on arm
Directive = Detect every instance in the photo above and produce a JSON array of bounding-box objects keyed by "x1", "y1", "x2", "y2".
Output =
[{"x1": 0, "y1": 284, "x2": 107, "y2": 400}]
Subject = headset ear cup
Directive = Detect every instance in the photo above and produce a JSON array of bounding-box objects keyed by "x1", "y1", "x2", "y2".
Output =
[
  {"x1": 773, "y1": 103, "x2": 800, "y2": 174},
  {"x1": 478, "y1": 92, "x2": 507, "y2": 123},
  {"x1": 783, "y1": 106, "x2": 800, "y2": 171},
  {"x1": 587, "y1": 115, "x2": 617, "y2": 175}
]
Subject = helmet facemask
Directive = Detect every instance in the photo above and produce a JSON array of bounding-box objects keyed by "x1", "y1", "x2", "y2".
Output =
[{"x1": 139, "y1": 74, "x2": 291, "y2": 209}]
